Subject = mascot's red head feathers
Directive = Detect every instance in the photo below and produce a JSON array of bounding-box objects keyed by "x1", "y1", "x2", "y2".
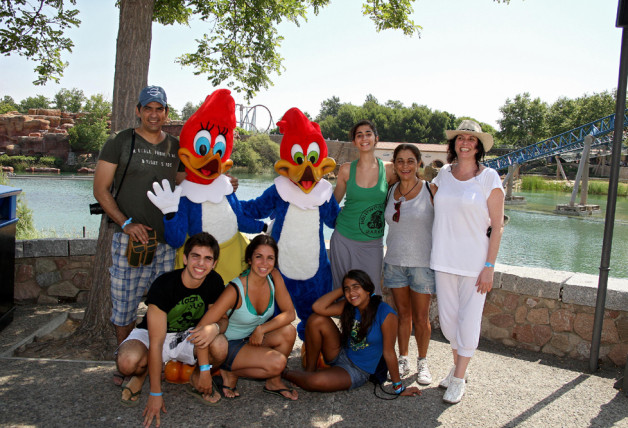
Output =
[
  {"x1": 178, "y1": 89, "x2": 235, "y2": 185},
  {"x1": 274, "y1": 108, "x2": 336, "y2": 194}
]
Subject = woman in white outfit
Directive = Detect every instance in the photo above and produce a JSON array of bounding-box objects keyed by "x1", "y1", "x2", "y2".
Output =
[{"x1": 430, "y1": 120, "x2": 504, "y2": 404}]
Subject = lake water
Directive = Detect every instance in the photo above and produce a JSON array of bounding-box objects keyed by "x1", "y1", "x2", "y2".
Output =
[{"x1": 7, "y1": 173, "x2": 628, "y2": 279}]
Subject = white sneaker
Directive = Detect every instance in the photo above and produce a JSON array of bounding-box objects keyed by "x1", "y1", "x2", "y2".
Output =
[
  {"x1": 438, "y1": 366, "x2": 469, "y2": 389},
  {"x1": 416, "y1": 358, "x2": 432, "y2": 385},
  {"x1": 398, "y1": 356, "x2": 410, "y2": 378},
  {"x1": 442, "y1": 376, "x2": 466, "y2": 404}
]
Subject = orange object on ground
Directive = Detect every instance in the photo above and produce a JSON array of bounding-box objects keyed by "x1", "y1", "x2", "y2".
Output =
[{"x1": 164, "y1": 360, "x2": 196, "y2": 384}]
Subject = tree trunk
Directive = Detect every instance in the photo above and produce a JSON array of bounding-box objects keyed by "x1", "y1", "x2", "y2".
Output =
[
  {"x1": 111, "y1": 0, "x2": 155, "y2": 132},
  {"x1": 77, "y1": 0, "x2": 155, "y2": 340}
]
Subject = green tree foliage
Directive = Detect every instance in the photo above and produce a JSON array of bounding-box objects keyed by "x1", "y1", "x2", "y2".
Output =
[
  {"x1": 497, "y1": 93, "x2": 548, "y2": 147},
  {"x1": 316, "y1": 96, "x2": 457, "y2": 144},
  {"x1": 18, "y1": 94, "x2": 50, "y2": 113},
  {"x1": 0, "y1": 95, "x2": 19, "y2": 114},
  {"x1": 181, "y1": 101, "x2": 203, "y2": 121},
  {"x1": 68, "y1": 94, "x2": 111, "y2": 154},
  {"x1": 499, "y1": 90, "x2": 620, "y2": 147},
  {"x1": 231, "y1": 134, "x2": 279, "y2": 173},
  {"x1": 168, "y1": 106, "x2": 181, "y2": 120},
  {"x1": 0, "y1": 172, "x2": 37, "y2": 239},
  {"x1": 0, "y1": 0, "x2": 81, "y2": 85},
  {"x1": 53, "y1": 87, "x2": 85, "y2": 112}
]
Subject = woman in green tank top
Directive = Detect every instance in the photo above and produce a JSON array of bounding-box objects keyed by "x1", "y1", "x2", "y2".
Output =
[{"x1": 330, "y1": 120, "x2": 397, "y2": 295}]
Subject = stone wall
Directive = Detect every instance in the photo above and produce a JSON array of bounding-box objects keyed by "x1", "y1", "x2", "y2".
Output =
[
  {"x1": 14, "y1": 239, "x2": 96, "y2": 305},
  {"x1": 11, "y1": 238, "x2": 628, "y2": 366}
]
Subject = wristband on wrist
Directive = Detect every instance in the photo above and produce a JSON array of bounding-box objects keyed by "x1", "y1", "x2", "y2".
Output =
[
  {"x1": 213, "y1": 322, "x2": 220, "y2": 333},
  {"x1": 485, "y1": 261, "x2": 495, "y2": 268},
  {"x1": 122, "y1": 218, "x2": 133, "y2": 229},
  {"x1": 149, "y1": 392, "x2": 163, "y2": 397},
  {"x1": 199, "y1": 364, "x2": 212, "y2": 372},
  {"x1": 392, "y1": 381, "x2": 402, "y2": 388},
  {"x1": 394, "y1": 385, "x2": 405, "y2": 395}
]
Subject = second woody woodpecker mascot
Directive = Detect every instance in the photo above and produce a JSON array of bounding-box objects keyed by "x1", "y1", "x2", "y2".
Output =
[
  {"x1": 241, "y1": 108, "x2": 340, "y2": 339},
  {"x1": 148, "y1": 89, "x2": 264, "y2": 282}
]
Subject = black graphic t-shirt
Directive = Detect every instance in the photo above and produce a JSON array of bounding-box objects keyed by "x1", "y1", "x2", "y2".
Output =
[{"x1": 137, "y1": 269, "x2": 224, "y2": 333}]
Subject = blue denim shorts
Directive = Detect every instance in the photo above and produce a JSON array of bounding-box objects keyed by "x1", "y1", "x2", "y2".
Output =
[
  {"x1": 383, "y1": 263, "x2": 436, "y2": 294},
  {"x1": 220, "y1": 338, "x2": 249, "y2": 371},
  {"x1": 328, "y1": 348, "x2": 370, "y2": 390}
]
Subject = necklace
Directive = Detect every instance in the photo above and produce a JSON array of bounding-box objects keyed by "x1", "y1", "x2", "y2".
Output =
[
  {"x1": 396, "y1": 179, "x2": 420, "y2": 202},
  {"x1": 392, "y1": 179, "x2": 420, "y2": 223}
]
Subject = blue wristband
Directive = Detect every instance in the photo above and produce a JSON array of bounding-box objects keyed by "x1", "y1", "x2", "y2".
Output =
[
  {"x1": 122, "y1": 217, "x2": 133, "y2": 229},
  {"x1": 392, "y1": 381, "x2": 402, "y2": 388},
  {"x1": 149, "y1": 392, "x2": 163, "y2": 397},
  {"x1": 199, "y1": 364, "x2": 211, "y2": 372},
  {"x1": 394, "y1": 385, "x2": 406, "y2": 395},
  {"x1": 485, "y1": 262, "x2": 495, "y2": 268}
]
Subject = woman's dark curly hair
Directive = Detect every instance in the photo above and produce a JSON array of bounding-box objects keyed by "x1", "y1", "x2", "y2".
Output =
[{"x1": 339, "y1": 269, "x2": 382, "y2": 346}]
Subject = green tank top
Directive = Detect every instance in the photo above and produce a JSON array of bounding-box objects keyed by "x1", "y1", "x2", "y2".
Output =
[{"x1": 335, "y1": 158, "x2": 387, "y2": 241}]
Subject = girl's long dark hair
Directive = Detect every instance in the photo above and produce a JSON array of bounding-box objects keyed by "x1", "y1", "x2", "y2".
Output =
[{"x1": 339, "y1": 270, "x2": 382, "y2": 345}]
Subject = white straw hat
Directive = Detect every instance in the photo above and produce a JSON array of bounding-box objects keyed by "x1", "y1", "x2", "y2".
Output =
[{"x1": 445, "y1": 120, "x2": 494, "y2": 152}]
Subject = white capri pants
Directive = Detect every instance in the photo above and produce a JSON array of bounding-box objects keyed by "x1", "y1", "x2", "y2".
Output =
[{"x1": 435, "y1": 271, "x2": 486, "y2": 358}]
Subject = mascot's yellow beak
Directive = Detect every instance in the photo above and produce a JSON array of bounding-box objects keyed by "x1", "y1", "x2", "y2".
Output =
[
  {"x1": 275, "y1": 157, "x2": 336, "y2": 194},
  {"x1": 179, "y1": 147, "x2": 233, "y2": 182}
]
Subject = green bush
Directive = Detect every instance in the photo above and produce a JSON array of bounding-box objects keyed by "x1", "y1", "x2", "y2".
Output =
[
  {"x1": 0, "y1": 154, "x2": 62, "y2": 171},
  {"x1": 0, "y1": 172, "x2": 38, "y2": 239}
]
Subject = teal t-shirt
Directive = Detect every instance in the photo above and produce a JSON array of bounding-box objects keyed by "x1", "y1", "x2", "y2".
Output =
[{"x1": 335, "y1": 158, "x2": 387, "y2": 241}]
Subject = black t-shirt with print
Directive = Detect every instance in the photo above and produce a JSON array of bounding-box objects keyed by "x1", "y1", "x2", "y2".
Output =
[{"x1": 137, "y1": 269, "x2": 224, "y2": 333}]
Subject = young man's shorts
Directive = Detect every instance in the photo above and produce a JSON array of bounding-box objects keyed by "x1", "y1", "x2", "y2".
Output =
[
  {"x1": 120, "y1": 327, "x2": 196, "y2": 365},
  {"x1": 327, "y1": 347, "x2": 370, "y2": 390},
  {"x1": 220, "y1": 338, "x2": 249, "y2": 371},
  {"x1": 383, "y1": 263, "x2": 436, "y2": 294},
  {"x1": 109, "y1": 233, "x2": 176, "y2": 327}
]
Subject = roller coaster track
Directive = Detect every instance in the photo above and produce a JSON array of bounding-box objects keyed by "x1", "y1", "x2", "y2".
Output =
[{"x1": 483, "y1": 110, "x2": 628, "y2": 171}]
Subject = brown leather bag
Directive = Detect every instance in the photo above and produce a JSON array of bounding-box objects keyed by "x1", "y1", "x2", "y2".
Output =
[{"x1": 126, "y1": 230, "x2": 158, "y2": 267}]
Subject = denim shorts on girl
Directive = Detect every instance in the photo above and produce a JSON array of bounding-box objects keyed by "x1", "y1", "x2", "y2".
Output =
[
  {"x1": 383, "y1": 263, "x2": 436, "y2": 294},
  {"x1": 328, "y1": 347, "x2": 370, "y2": 390}
]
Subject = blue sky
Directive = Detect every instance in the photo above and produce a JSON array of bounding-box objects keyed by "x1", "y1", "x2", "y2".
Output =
[{"x1": 0, "y1": 0, "x2": 622, "y2": 129}]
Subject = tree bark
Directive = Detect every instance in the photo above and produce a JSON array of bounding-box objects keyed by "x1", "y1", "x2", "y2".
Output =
[
  {"x1": 111, "y1": 0, "x2": 155, "y2": 133},
  {"x1": 78, "y1": 0, "x2": 155, "y2": 340}
]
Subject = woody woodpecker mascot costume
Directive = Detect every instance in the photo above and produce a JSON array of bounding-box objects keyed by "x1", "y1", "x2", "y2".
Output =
[
  {"x1": 147, "y1": 89, "x2": 264, "y2": 282},
  {"x1": 241, "y1": 108, "x2": 340, "y2": 339}
]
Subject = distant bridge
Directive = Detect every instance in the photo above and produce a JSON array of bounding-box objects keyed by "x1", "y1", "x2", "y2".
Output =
[{"x1": 483, "y1": 110, "x2": 628, "y2": 171}]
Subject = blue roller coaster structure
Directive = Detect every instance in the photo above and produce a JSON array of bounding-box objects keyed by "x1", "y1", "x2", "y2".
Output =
[{"x1": 483, "y1": 109, "x2": 628, "y2": 171}]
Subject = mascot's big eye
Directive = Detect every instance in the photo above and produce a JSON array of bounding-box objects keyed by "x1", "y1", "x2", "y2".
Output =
[
  {"x1": 291, "y1": 145, "x2": 305, "y2": 165},
  {"x1": 194, "y1": 130, "x2": 212, "y2": 156},
  {"x1": 214, "y1": 134, "x2": 227, "y2": 159},
  {"x1": 306, "y1": 142, "x2": 320, "y2": 164}
]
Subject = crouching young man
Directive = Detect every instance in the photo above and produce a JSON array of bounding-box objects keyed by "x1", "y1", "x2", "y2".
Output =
[{"x1": 115, "y1": 232, "x2": 228, "y2": 426}]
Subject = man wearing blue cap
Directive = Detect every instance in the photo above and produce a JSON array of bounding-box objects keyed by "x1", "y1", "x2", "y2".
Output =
[{"x1": 94, "y1": 86, "x2": 186, "y2": 382}]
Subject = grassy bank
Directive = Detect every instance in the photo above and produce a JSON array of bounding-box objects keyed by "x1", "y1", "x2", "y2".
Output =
[{"x1": 521, "y1": 175, "x2": 628, "y2": 196}]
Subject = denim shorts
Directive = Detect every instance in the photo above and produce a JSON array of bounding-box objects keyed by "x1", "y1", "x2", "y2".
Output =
[
  {"x1": 328, "y1": 348, "x2": 370, "y2": 390},
  {"x1": 220, "y1": 338, "x2": 249, "y2": 371},
  {"x1": 383, "y1": 263, "x2": 436, "y2": 294}
]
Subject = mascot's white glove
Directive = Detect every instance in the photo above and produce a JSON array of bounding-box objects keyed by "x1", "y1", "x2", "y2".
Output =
[{"x1": 147, "y1": 179, "x2": 182, "y2": 215}]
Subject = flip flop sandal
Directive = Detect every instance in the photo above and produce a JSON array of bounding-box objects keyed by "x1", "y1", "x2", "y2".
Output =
[
  {"x1": 113, "y1": 371, "x2": 130, "y2": 387},
  {"x1": 186, "y1": 380, "x2": 221, "y2": 405},
  {"x1": 262, "y1": 386, "x2": 296, "y2": 401},
  {"x1": 120, "y1": 386, "x2": 142, "y2": 407},
  {"x1": 214, "y1": 375, "x2": 240, "y2": 399}
]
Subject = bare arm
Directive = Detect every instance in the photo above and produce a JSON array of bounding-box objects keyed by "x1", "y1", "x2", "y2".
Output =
[
  {"x1": 312, "y1": 287, "x2": 346, "y2": 317},
  {"x1": 93, "y1": 159, "x2": 153, "y2": 244},
  {"x1": 175, "y1": 171, "x2": 186, "y2": 185},
  {"x1": 475, "y1": 187, "x2": 505, "y2": 294},
  {"x1": 189, "y1": 285, "x2": 237, "y2": 347},
  {"x1": 384, "y1": 161, "x2": 398, "y2": 186},
  {"x1": 333, "y1": 163, "x2": 350, "y2": 203},
  {"x1": 143, "y1": 305, "x2": 167, "y2": 428}
]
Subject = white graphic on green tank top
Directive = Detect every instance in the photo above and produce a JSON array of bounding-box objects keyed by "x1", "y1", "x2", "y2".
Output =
[{"x1": 167, "y1": 295, "x2": 206, "y2": 331}]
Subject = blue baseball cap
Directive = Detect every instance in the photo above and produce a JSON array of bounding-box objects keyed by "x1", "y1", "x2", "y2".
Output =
[{"x1": 138, "y1": 85, "x2": 167, "y2": 107}]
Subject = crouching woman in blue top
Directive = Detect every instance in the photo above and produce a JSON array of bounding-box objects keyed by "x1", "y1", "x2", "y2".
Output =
[
  {"x1": 190, "y1": 234, "x2": 298, "y2": 400},
  {"x1": 283, "y1": 269, "x2": 420, "y2": 395}
]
